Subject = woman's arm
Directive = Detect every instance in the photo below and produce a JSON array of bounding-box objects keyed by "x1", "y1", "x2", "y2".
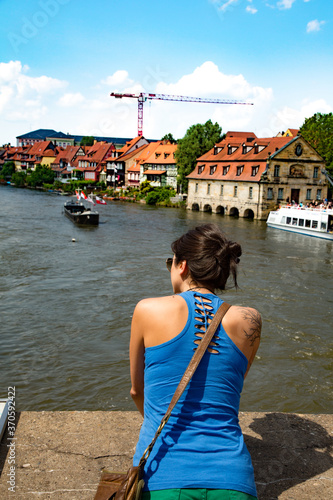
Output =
[
  {"x1": 129, "y1": 301, "x2": 146, "y2": 416},
  {"x1": 222, "y1": 306, "x2": 262, "y2": 378}
]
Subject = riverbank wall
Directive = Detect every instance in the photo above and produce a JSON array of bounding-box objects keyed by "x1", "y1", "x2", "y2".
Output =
[{"x1": 0, "y1": 411, "x2": 332, "y2": 499}]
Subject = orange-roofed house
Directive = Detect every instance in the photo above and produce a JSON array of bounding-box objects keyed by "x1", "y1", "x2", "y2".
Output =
[
  {"x1": 186, "y1": 131, "x2": 327, "y2": 219},
  {"x1": 105, "y1": 136, "x2": 149, "y2": 187},
  {"x1": 51, "y1": 146, "x2": 86, "y2": 181},
  {"x1": 141, "y1": 142, "x2": 178, "y2": 189},
  {"x1": 77, "y1": 142, "x2": 115, "y2": 182}
]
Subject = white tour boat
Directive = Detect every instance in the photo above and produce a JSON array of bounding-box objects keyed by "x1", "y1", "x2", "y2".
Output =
[{"x1": 267, "y1": 206, "x2": 333, "y2": 240}]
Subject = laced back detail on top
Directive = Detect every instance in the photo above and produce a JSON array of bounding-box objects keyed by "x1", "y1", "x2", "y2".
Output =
[{"x1": 193, "y1": 293, "x2": 220, "y2": 354}]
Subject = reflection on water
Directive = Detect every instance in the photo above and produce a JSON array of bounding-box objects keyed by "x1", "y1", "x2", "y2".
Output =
[{"x1": 0, "y1": 186, "x2": 332, "y2": 412}]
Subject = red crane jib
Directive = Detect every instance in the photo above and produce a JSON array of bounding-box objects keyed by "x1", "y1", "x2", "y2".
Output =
[{"x1": 110, "y1": 92, "x2": 253, "y2": 136}]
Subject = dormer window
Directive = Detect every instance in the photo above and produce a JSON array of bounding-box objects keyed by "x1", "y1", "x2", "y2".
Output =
[
  {"x1": 198, "y1": 164, "x2": 205, "y2": 174},
  {"x1": 223, "y1": 165, "x2": 230, "y2": 175},
  {"x1": 214, "y1": 146, "x2": 222, "y2": 155},
  {"x1": 242, "y1": 144, "x2": 248, "y2": 154},
  {"x1": 251, "y1": 166, "x2": 259, "y2": 176},
  {"x1": 210, "y1": 165, "x2": 217, "y2": 175},
  {"x1": 236, "y1": 165, "x2": 244, "y2": 176},
  {"x1": 228, "y1": 145, "x2": 237, "y2": 155},
  {"x1": 155, "y1": 153, "x2": 161, "y2": 158},
  {"x1": 164, "y1": 153, "x2": 170, "y2": 159}
]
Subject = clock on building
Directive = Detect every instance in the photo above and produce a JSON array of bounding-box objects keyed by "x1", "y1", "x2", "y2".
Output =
[{"x1": 295, "y1": 144, "x2": 302, "y2": 157}]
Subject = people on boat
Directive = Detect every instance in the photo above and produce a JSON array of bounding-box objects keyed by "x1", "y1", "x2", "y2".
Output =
[{"x1": 130, "y1": 223, "x2": 262, "y2": 500}]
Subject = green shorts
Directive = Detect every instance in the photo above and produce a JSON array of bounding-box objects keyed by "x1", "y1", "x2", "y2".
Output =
[{"x1": 142, "y1": 489, "x2": 257, "y2": 500}]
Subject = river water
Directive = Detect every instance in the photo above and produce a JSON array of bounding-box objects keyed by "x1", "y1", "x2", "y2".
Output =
[{"x1": 0, "y1": 186, "x2": 332, "y2": 413}]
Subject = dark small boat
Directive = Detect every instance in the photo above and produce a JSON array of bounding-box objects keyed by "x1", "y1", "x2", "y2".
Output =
[{"x1": 64, "y1": 201, "x2": 99, "y2": 226}]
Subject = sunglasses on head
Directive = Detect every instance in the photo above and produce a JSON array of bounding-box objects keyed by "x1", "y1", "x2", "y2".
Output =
[{"x1": 166, "y1": 258, "x2": 173, "y2": 272}]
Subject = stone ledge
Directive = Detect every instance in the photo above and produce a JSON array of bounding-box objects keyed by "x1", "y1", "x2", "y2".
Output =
[{"x1": 0, "y1": 411, "x2": 332, "y2": 499}]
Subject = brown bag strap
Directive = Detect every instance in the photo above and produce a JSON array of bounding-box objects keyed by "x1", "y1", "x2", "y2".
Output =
[{"x1": 138, "y1": 301, "x2": 231, "y2": 467}]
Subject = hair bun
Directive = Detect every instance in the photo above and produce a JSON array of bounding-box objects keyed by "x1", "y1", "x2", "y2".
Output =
[{"x1": 226, "y1": 241, "x2": 242, "y2": 263}]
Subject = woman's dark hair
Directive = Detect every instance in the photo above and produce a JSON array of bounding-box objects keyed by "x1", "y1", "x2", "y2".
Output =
[{"x1": 171, "y1": 223, "x2": 242, "y2": 291}]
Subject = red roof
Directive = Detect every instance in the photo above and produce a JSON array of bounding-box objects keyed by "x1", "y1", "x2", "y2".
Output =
[
  {"x1": 144, "y1": 170, "x2": 166, "y2": 175},
  {"x1": 116, "y1": 144, "x2": 149, "y2": 162},
  {"x1": 189, "y1": 162, "x2": 265, "y2": 181},
  {"x1": 53, "y1": 146, "x2": 81, "y2": 164},
  {"x1": 27, "y1": 141, "x2": 54, "y2": 156},
  {"x1": 80, "y1": 142, "x2": 114, "y2": 163},
  {"x1": 142, "y1": 143, "x2": 177, "y2": 166},
  {"x1": 188, "y1": 132, "x2": 294, "y2": 182},
  {"x1": 128, "y1": 164, "x2": 141, "y2": 172}
]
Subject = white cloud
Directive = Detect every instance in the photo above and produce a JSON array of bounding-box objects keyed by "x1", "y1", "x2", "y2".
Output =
[
  {"x1": 306, "y1": 19, "x2": 325, "y2": 33},
  {"x1": 274, "y1": 99, "x2": 332, "y2": 132},
  {"x1": 277, "y1": 0, "x2": 296, "y2": 9},
  {"x1": 0, "y1": 61, "x2": 67, "y2": 115},
  {"x1": 58, "y1": 92, "x2": 85, "y2": 107},
  {"x1": 218, "y1": 0, "x2": 239, "y2": 12},
  {"x1": 101, "y1": 70, "x2": 134, "y2": 88},
  {"x1": 246, "y1": 6, "x2": 258, "y2": 14}
]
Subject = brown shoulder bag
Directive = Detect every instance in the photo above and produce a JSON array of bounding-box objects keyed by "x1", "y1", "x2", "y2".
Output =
[{"x1": 94, "y1": 302, "x2": 231, "y2": 500}]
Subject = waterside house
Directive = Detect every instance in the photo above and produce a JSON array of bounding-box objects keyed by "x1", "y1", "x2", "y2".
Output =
[
  {"x1": 140, "y1": 141, "x2": 178, "y2": 189},
  {"x1": 186, "y1": 131, "x2": 328, "y2": 220},
  {"x1": 105, "y1": 136, "x2": 149, "y2": 187},
  {"x1": 77, "y1": 142, "x2": 115, "y2": 183},
  {"x1": 0, "y1": 141, "x2": 60, "y2": 171},
  {"x1": 51, "y1": 146, "x2": 86, "y2": 181}
]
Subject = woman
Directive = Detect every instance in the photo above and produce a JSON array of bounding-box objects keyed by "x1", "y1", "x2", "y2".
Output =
[{"x1": 130, "y1": 223, "x2": 261, "y2": 500}]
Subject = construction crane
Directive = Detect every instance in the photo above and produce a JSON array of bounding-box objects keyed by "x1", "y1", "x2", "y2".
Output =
[{"x1": 110, "y1": 92, "x2": 253, "y2": 137}]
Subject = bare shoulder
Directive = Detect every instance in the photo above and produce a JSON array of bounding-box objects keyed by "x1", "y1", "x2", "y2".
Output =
[
  {"x1": 223, "y1": 305, "x2": 262, "y2": 347},
  {"x1": 134, "y1": 294, "x2": 184, "y2": 314},
  {"x1": 133, "y1": 294, "x2": 186, "y2": 325},
  {"x1": 132, "y1": 294, "x2": 188, "y2": 348}
]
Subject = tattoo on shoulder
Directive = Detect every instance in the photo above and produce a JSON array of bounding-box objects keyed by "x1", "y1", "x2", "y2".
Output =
[{"x1": 240, "y1": 308, "x2": 262, "y2": 346}]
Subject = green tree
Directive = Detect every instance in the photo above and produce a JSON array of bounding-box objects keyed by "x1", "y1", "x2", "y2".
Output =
[
  {"x1": 26, "y1": 164, "x2": 55, "y2": 187},
  {"x1": 80, "y1": 136, "x2": 95, "y2": 146},
  {"x1": 12, "y1": 171, "x2": 27, "y2": 187},
  {"x1": 0, "y1": 161, "x2": 16, "y2": 180},
  {"x1": 175, "y1": 120, "x2": 222, "y2": 191},
  {"x1": 161, "y1": 133, "x2": 177, "y2": 144},
  {"x1": 300, "y1": 112, "x2": 333, "y2": 174}
]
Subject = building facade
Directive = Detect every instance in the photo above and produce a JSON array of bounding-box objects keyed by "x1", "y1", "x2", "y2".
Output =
[{"x1": 187, "y1": 132, "x2": 328, "y2": 219}]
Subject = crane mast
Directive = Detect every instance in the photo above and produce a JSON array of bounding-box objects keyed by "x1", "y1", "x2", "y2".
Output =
[{"x1": 110, "y1": 92, "x2": 253, "y2": 137}]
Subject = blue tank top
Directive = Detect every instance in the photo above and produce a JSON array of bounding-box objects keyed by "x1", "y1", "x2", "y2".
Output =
[{"x1": 133, "y1": 291, "x2": 257, "y2": 497}]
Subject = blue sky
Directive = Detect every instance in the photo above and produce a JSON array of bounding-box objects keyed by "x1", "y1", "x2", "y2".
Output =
[{"x1": 0, "y1": 0, "x2": 332, "y2": 144}]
